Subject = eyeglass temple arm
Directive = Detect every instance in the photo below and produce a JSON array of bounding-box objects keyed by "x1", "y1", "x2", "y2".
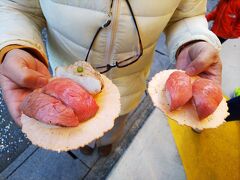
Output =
[
  {"x1": 125, "y1": 0, "x2": 143, "y2": 54},
  {"x1": 84, "y1": 27, "x2": 102, "y2": 62},
  {"x1": 85, "y1": 0, "x2": 143, "y2": 63}
]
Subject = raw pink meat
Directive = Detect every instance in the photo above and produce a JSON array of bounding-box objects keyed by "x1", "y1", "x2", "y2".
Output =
[
  {"x1": 42, "y1": 78, "x2": 99, "y2": 122},
  {"x1": 165, "y1": 71, "x2": 192, "y2": 111},
  {"x1": 21, "y1": 78, "x2": 99, "y2": 126},
  {"x1": 21, "y1": 91, "x2": 79, "y2": 127},
  {"x1": 192, "y1": 78, "x2": 223, "y2": 120}
]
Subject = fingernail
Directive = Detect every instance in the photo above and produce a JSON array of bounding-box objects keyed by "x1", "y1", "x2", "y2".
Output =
[
  {"x1": 186, "y1": 67, "x2": 195, "y2": 75},
  {"x1": 37, "y1": 77, "x2": 48, "y2": 87}
]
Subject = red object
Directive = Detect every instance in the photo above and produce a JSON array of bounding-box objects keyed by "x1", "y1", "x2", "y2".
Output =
[
  {"x1": 192, "y1": 78, "x2": 223, "y2": 120},
  {"x1": 43, "y1": 78, "x2": 99, "y2": 122},
  {"x1": 206, "y1": 0, "x2": 240, "y2": 39},
  {"x1": 21, "y1": 91, "x2": 79, "y2": 127},
  {"x1": 21, "y1": 78, "x2": 99, "y2": 127},
  {"x1": 165, "y1": 71, "x2": 192, "y2": 111}
]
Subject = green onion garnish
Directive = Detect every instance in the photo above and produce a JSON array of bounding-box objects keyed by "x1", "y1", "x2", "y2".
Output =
[{"x1": 77, "y1": 66, "x2": 83, "y2": 73}]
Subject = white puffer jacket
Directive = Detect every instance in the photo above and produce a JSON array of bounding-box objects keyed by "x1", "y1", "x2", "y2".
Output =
[{"x1": 0, "y1": 0, "x2": 220, "y2": 115}]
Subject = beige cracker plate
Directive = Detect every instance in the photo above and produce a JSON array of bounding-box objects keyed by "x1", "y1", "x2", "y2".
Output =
[
  {"x1": 148, "y1": 69, "x2": 229, "y2": 130},
  {"x1": 21, "y1": 75, "x2": 120, "y2": 152}
]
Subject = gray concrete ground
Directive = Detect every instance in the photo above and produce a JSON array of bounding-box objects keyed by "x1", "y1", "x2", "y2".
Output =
[
  {"x1": 0, "y1": 93, "x2": 30, "y2": 173},
  {"x1": 221, "y1": 39, "x2": 240, "y2": 97},
  {"x1": 107, "y1": 109, "x2": 185, "y2": 180}
]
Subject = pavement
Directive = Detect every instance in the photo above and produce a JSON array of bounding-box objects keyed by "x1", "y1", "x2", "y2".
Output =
[
  {"x1": 221, "y1": 39, "x2": 240, "y2": 97},
  {"x1": 0, "y1": 91, "x2": 30, "y2": 173},
  {"x1": 107, "y1": 108, "x2": 186, "y2": 180}
]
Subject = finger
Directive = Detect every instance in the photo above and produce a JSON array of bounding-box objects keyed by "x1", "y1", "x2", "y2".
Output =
[
  {"x1": 2, "y1": 61, "x2": 49, "y2": 89},
  {"x1": 1, "y1": 74, "x2": 32, "y2": 127},
  {"x1": 19, "y1": 68, "x2": 49, "y2": 89},
  {"x1": 199, "y1": 63, "x2": 222, "y2": 85},
  {"x1": 34, "y1": 58, "x2": 51, "y2": 78},
  {"x1": 176, "y1": 46, "x2": 192, "y2": 70},
  {"x1": 22, "y1": 57, "x2": 51, "y2": 78},
  {"x1": 199, "y1": 73, "x2": 221, "y2": 85},
  {"x1": 5, "y1": 66, "x2": 49, "y2": 89},
  {"x1": 2, "y1": 49, "x2": 51, "y2": 89},
  {"x1": 6, "y1": 101, "x2": 23, "y2": 127},
  {"x1": 0, "y1": 69, "x2": 4, "y2": 86},
  {"x1": 185, "y1": 55, "x2": 216, "y2": 76},
  {"x1": 2, "y1": 91, "x2": 30, "y2": 127},
  {"x1": 0, "y1": 74, "x2": 14, "y2": 89},
  {"x1": 176, "y1": 54, "x2": 192, "y2": 70}
]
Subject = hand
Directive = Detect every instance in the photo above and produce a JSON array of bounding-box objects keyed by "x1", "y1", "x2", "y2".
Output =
[
  {"x1": 0, "y1": 49, "x2": 50, "y2": 126},
  {"x1": 176, "y1": 41, "x2": 222, "y2": 85}
]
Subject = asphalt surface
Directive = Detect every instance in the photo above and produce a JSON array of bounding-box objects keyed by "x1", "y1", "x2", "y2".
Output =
[{"x1": 0, "y1": 90, "x2": 30, "y2": 172}]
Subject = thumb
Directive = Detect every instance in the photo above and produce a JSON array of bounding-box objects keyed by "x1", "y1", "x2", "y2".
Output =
[
  {"x1": 0, "y1": 49, "x2": 50, "y2": 89},
  {"x1": 17, "y1": 67, "x2": 49, "y2": 89},
  {"x1": 2, "y1": 65, "x2": 49, "y2": 89},
  {"x1": 185, "y1": 56, "x2": 213, "y2": 76}
]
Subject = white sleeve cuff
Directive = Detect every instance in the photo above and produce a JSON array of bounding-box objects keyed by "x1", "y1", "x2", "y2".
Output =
[{"x1": 165, "y1": 15, "x2": 221, "y2": 63}]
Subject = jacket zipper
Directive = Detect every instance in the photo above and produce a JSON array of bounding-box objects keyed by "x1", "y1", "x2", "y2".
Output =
[{"x1": 104, "y1": 0, "x2": 121, "y2": 73}]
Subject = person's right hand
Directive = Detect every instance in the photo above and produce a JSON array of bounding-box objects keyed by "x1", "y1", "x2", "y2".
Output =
[{"x1": 0, "y1": 49, "x2": 51, "y2": 126}]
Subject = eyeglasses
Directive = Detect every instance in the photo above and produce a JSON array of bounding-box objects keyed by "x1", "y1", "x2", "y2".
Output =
[{"x1": 84, "y1": 0, "x2": 143, "y2": 74}]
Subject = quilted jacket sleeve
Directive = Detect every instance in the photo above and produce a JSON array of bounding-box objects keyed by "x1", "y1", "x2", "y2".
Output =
[
  {"x1": 164, "y1": 0, "x2": 221, "y2": 63},
  {"x1": 0, "y1": 0, "x2": 48, "y2": 65}
]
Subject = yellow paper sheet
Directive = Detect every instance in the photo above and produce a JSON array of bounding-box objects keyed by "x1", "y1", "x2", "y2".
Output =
[{"x1": 168, "y1": 119, "x2": 240, "y2": 180}]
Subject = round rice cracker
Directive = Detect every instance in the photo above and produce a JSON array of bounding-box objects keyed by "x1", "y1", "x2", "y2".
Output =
[
  {"x1": 148, "y1": 69, "x2": 229, "y2": 130},
  {"x1": 21, "y1": 75, "x2": 120, "y2": 152}
]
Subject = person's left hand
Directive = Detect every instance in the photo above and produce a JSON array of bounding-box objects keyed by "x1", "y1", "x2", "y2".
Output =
[{"x1": 176, "y1": 41, "x2": 222, "y2": 85}]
